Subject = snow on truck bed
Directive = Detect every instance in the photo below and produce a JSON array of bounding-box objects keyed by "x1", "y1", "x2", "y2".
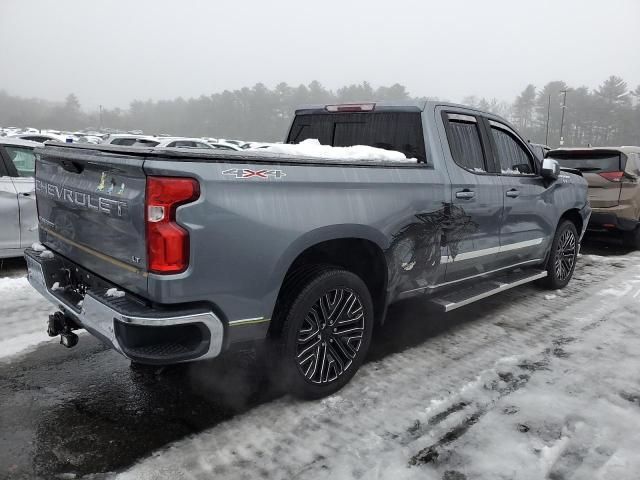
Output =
[{"x1": 258, "y1": 139, "x2": 417, "y2": 163}]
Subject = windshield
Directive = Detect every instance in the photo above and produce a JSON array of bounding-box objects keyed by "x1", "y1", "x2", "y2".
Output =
[
  {"x1": 548, "y1": 153, "x2": 622, "y2": 173},
  {"x1": 287, "y1": 112, "x2": 426, "y2": 163}
]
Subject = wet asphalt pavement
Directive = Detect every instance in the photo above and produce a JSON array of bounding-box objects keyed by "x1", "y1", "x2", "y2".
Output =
[{"x1": 0, "y1": 235, "x2": 633, "y2": 479}]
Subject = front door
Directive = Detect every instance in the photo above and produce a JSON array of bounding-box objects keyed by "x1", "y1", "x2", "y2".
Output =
[
  {"x1": 0, "y1": 169, "x2": 20, "y2": 252},
  {"x1": 484, "y1": 119, "x2": 549, "y2": 267},
  {"x1": 437, "y1": 110, "x2": 504, "y2": 283},
  {"x1": 0, "y1": 144, "x2": 38, "y2": 249}
]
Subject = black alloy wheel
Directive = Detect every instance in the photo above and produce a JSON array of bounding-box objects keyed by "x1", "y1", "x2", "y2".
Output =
[
  {"x1": 272, "y1": 268, "x2": 374, "y2": 399},
  {"x1": 540, "y1": 220, "x2": 579, "y2": 289},
  {"x1": 295, "y1": 288, "x2": 365, "y2": 385}
]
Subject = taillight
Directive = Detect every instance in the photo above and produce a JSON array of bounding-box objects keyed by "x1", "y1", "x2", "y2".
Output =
[
  {"x1": 598, "y1": 171, "x2": 624, "y2": 182},
  {"x1": 146, "y1": 176, "x2": 200, "y2": 274}
]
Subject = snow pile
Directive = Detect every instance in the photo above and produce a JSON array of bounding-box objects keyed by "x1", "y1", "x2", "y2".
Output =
[
  {"x1": 31, "y1": 242, "x2": 46, "y2": 252},
  {"x1": 501, "y1": 168, "x2": 533, "y2": 175},
  {"x1": 257, "y1": 139, "x2": 417, "y2": 163},
  {"x1": 0, "y1": 276, "x2": 55, "y2": 360},
  {"x1": 39, "y1": 250, "x2": 54, "y2": 259},
  {"x1": 106, "y1": 288, "x2": 125, "y2": 298}
]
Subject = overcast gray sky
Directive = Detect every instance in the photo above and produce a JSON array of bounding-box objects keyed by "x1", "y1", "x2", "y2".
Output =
[{"x1": 2, "y1": 0, "x2": 639, "y2": 110}]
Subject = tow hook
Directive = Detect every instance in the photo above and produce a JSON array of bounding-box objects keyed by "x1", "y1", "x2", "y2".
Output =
[{"x1": 47, "y1": 311, "x2": 80, "y2": 348}]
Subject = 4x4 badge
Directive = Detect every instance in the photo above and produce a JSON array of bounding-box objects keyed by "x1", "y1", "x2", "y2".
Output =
[{"x1": 222, "y1": 168, "x2": 286, "y2": 179}]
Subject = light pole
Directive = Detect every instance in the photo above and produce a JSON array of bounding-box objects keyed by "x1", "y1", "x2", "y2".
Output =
[
  {"x1": 99, "y1": 105, "x2": 103, "y2": 132},
  {"x1": 545, "y1": 94, "x2": 551, "y2": 146},
  {"x1": 559, "y1": 90, "x2": 568, "y2": 146}
]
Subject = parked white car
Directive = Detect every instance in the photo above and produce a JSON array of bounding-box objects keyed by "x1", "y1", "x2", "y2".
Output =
[
  {"x1": 209, "y1": 142, "x2": 242, "y2": 151},
  {"x1": 102, "y1": 134, "x2": 158, "y2": 146},
  {"x1": 151, "y1": 137, "x2": 217, "y2": 149},
  {"x1": 14, "y1": 132, "x2": 73, "y2": 143},
  {"x1": 0, "y1": 138, "x2": 38, "y2": 258}
]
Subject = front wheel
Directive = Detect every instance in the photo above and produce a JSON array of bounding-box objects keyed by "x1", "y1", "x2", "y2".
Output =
[
  {"x1": 273, "y1": 268, "x2": 374, "y2": 399},
  {"x1": 540, "y1": 220, "x2": 578, "y2": 290}
]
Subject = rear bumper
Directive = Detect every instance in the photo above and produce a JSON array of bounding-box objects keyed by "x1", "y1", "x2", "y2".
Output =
[
  {"x1": 588, "y1": 206, "x2": 638, "y2": 232},
  {"x1": 25, "y1": 248, "x2": 224, "y2": 365}
]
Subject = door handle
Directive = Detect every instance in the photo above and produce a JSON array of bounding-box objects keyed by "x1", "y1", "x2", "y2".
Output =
[
  {"x1": 455, "y1": 189, "x2": 475, "y2": 199},
  {"x1": 506, "y1": 189, "x2": 520, "y2": 198},
  {"x1": 20, "y1": 192, "x2": 31, "y2": 197}
]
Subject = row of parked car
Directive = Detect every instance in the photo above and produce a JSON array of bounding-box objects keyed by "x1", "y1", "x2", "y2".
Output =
[
  {"x1": 1, "y1": 128, "x2": 640, "y2": 262},
  {"x1": 0, "y1": 127, "x2": 276, "y2": 151}
]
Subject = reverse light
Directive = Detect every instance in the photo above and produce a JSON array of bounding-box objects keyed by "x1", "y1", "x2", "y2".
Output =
[
  {"x1": 325, "y1": 103, "x2": 375, "y2": 113},
  {"x1": 598, "y1": 171, "x2": 624, "y2": 182},
  {"x1": 146, "y1": 176, "x2": 200, "y2": 274}
]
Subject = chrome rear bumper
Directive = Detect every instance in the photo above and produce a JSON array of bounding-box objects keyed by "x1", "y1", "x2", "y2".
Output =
[{"x1": 25, "y1": 249, "x2": 224, "y2": 364}]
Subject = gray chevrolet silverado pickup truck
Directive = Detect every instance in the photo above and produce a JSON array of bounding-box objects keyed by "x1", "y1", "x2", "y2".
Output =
[{"x1": 26, "y1": 101, "x2": 590, "y2": 398}]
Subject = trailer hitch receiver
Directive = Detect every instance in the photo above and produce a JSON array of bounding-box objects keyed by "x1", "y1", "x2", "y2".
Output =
[{"x1": 47, "y1": 311, "x2": 80, "y2": 348}]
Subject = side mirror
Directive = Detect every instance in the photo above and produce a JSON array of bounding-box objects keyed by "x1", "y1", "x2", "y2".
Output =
[{"x1": 541, "y1": 158, "x2": 560, "y2": 180}]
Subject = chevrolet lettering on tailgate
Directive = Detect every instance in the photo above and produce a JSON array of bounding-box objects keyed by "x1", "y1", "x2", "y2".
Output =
[{"x1": 35, "y1": 179, "x2": 128, "y2": 217}]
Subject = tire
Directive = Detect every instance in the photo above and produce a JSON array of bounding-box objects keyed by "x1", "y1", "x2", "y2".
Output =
[
  {"x1": 622, "y1": 226, "x2": 640, "y2": 249},
  {"x1": 540, "y1": 220, "x2": 578, "y2": 290},
  {"x1": 271, "y1": 268, "x2": 374, "y2": 399}
]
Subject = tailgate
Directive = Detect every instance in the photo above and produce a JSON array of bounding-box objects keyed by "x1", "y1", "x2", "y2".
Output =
[
  {"x1": 583, "y1": 172, "x2": 622, "y2": 208},
  {"x1": 35, "y1": 145, "x2": 148, "y2": 295}
]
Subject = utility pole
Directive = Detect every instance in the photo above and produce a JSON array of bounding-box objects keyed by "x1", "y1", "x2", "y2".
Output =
[
  {"x1": 99, "y1": 105, "x2": 103, "y2": 132},
  {"x1": 559, "y1": 90, "x2": 568, "y2": 146},
  {"x1": 545, "y1": 94, "x2": 551, "y2": 146}
]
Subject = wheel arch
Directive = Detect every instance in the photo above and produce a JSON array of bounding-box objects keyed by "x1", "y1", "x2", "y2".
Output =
[
  {"x1": 269, "y1": 226, "x2": 390, "y2": 335},
  {"x1": 559, "y1": 208, "x2": 583, "y2": 237}
]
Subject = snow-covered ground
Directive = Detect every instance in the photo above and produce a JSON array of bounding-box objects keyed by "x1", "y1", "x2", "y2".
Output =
[
  {"x1": 0, "y1": 275, "x2": 56, "y2": 361},
  {"x1": 1, "y1": 252, "x2": 639, "y2": 479},
  {"x1": 113, "y1": 253, "x2": 640, "y2": 480}
]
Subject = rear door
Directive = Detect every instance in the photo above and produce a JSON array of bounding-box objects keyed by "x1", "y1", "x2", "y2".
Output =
[
  {"x1": 437, "y1": 109, "x2": 503, "y2": 283},
  {"x1": 36, "y1": 145, "x2": 149, "y2": 295},
  {"x1": 1, "y1": 144, "x2": 38, "y2": 248},
  {"x1": 484, "y1": 120, "x2": 549, "y2": 267}
]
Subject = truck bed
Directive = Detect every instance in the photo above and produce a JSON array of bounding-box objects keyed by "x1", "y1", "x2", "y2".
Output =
[{"x1": 38, "y1": 142, "x2": 426, "y2": 168}]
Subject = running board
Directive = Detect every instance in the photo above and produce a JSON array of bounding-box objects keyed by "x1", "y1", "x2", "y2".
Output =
[{"x1": 428, "y1": 269, "x2": 547, "y2": 312}]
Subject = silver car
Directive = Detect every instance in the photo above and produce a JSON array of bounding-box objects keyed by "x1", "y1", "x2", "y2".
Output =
[{"x1": 0, "y1": 138, "x2": 38, "y2": 258}]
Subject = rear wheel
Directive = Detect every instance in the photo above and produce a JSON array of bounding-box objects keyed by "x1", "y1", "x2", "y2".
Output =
[
  {"x1": 540, "y1": 220, "x2": 578, "y2": 289},
  {"x1": 271, "y1": 268, "x2": 374, "y2": 399}
]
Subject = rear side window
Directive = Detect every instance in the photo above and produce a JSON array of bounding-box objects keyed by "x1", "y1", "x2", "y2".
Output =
[
  {"x1": 549, "y1": 153, "x2": 622, "y2": 173},
  {"x1": 444, "y1": 114, "x2": 486, "y2": 173},
  {"x1": 287, "y1": 112, "x2": 426, "y2": 163},
  {"x1": 490, "y1": 125, "x2": 535, "y2": 175},
  {"x1": 5, "y1": 146, "x2": 36, "y2": 177},
  {"x1": 22, "y1": 136, "x2": 48, "y2": 143},
  {"x1": 132, "y1": 139, "x2": 159, "y2": 147},
  {"x1": 169, "y1": 141, "x2": 198, "y2": 148},
  {"x1": 111, "y1": 138, "x2": 137, "y2": 146}
]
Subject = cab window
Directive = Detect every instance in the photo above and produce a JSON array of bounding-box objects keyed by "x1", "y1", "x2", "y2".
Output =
[
  {"x1": 489, "y1": 122, "x2": 536, "y2": 175},
  {"x1": 444, "y1": 113, "x2": 487, "y2": 173}
]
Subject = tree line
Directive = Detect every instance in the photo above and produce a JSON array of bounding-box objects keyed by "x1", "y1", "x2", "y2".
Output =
[{"x1": 1, "y1": 76, "x2": 638, "y2": 147}]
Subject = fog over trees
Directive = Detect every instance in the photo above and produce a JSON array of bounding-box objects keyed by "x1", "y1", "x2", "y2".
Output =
[{"x1": 1, "y1": 76, "x2": 639, "y2": 147}]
